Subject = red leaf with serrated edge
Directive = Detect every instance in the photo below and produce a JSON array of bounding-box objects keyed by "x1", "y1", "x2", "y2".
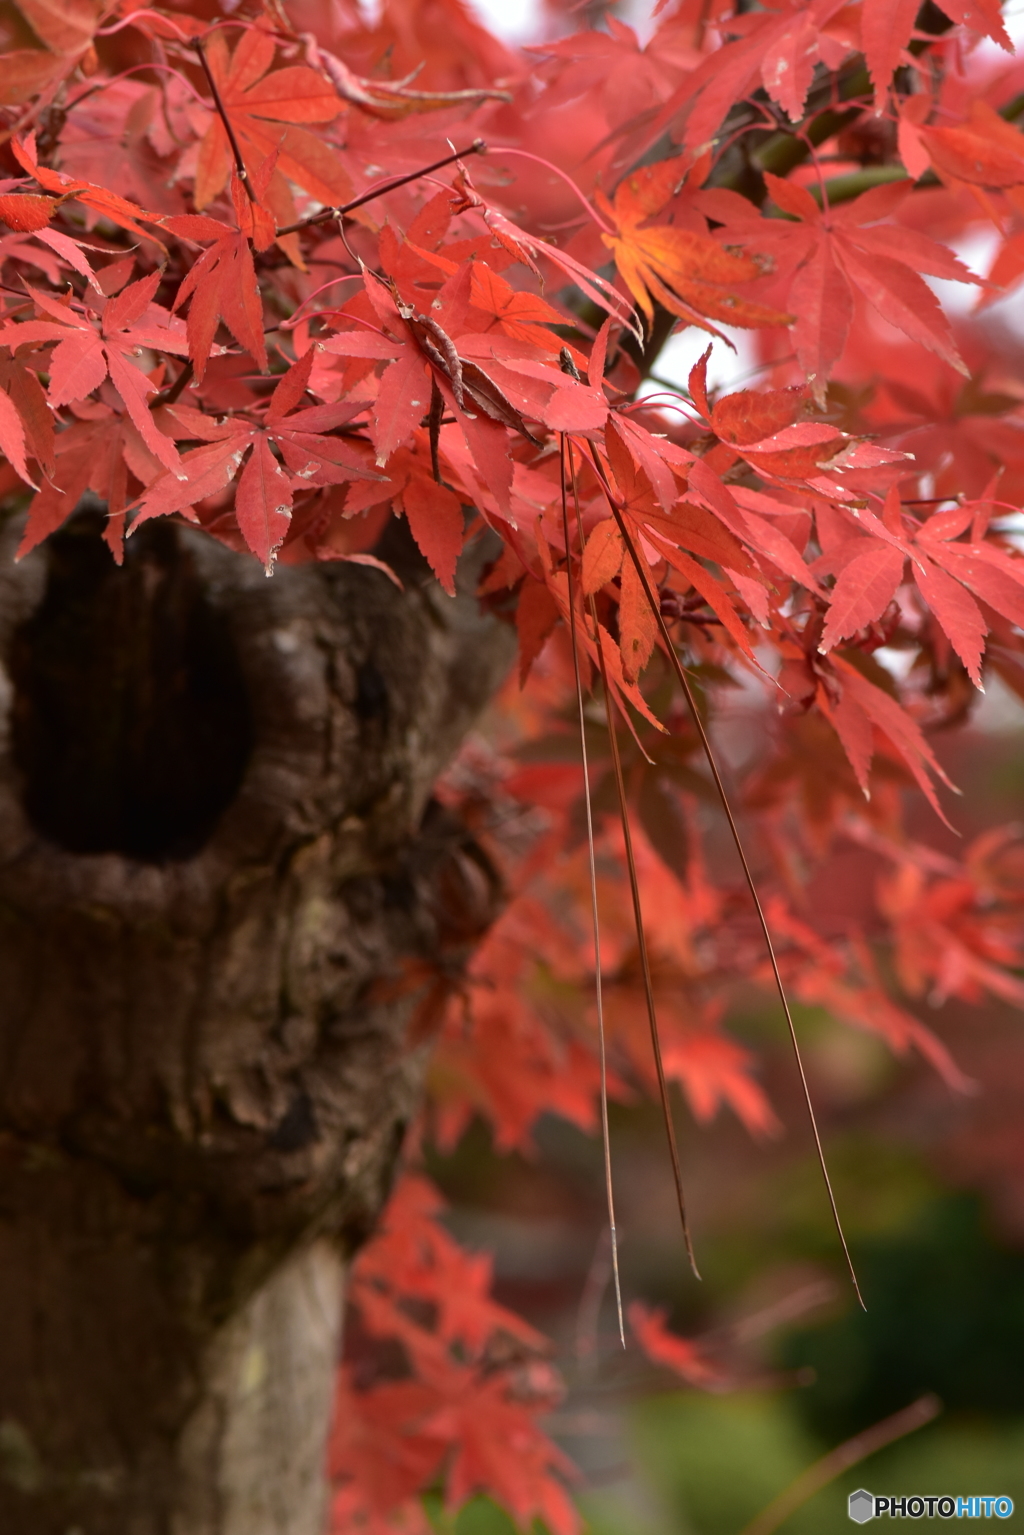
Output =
[
  {"x1": 646, "y1": 534, "x2": 755, "y2": 657},
  {"x1": 731, "y1": 501, "x2": 821, "y2": 592},
  {"x1": 914, "y1": 554, "x2": 987, "y2": 686},
  {"x1": 36, "y1": 228, "x2": 102, "y2": 291},
  {"x1": 711, "y1": 386, "x2": 808, "y2": 447},
  {"x1": 761, "y1": 18, "x2": 821, "y2": 123},
  {"x1": 928, "y1": 544, "x2": 1024, "y2": 630},
  {"x1": 763, "y1": 172, "x2": 820, "y2": 223},
  {"x1": 132, "y1": 436, "x2": 253, "y2": 532},
  {"x1": 433, "y1": 1379, "x2": 579, "y2": 1532},
  {"x1": 372, "y1": 350, "x2": 431, "y2": 466},
  {"x1": 862, "y1": 0, "x2": 919, "y2": 108},
  {"x1": 935, "y1": 0, "x2": 1011, "y2": 46},
  {"x1": 819, "y1": 682, "x2": 875, "y2": 796},
  {"x1": 160, "y1": 214, "x2": 234, "y2": 244},
  {"x1": 402, "y1": 475, "x2": 464, "y2": 595},
  {"x1": 688, "y1": 346, "x2": 712, "y2": 421},
  {"x1": 0, "y1": 387, "x2": 35, "y2": 487},
  {"x1": 0, "y1": 193, "x2": 58, "y2": 231},
  {"x1": 820, "y1": 544, "x2": 905, "y2": 653},
  {"x1": 613, "y1": 414, "x2": 685, "y2": 517},
  {"x1": 102, "y1": 269, "x2": 162, "y2": 335},
  {"x1": 922, "y1": 100, "x2": 1024, "y2": 188},
  {"x1": 234, "y1": 431, "x2": 292, "y2": 572},
  {"x1": 788, "y1": 242, "x2": 852, "y2": 405},
  {"x1": 16, "y1": 421, "x2": 96, "y2": 559},
  {"x1": 833, "y1": 658, "x2": 957, "y2": 826},
  {"x1": 834, "y1": 241, "x2": 967, "y2": 375},
  {"x1": 618, "y1": 549, "x2": 658, "y2": 681},
  {"x1": 47, "y1": 327, "x2": 106, "y2": 407},
  {"x1": 104, "y1": 348, "x2": 181, "y2": 476},
  {"x1": 173, "y1": 231, "x2": 267, "y2": 381},
  {"x1": 192, "y1": 29, "x2": 346, "y2": 212},
  {"x1": 0, "y1": 360, "x2": 53, "y2": 476},
  {"x1": 10, "y1": 136, "x2": 163, "y2": 245},
  {"x1": 846, "y1": 223, "x2": 980, "y2": 287},
  {"x1": 448, "y1": 393, "x2": 514, "y2": 517},
  {"x1": 581, "y1": 518, "x2": 623, "y2": 595},
  {"x1": 469, "y1": 265, "x2": 565, "y2": 352},
  {"x1": 456, "y1": 169, "x2": 638, "y2": 335},
  {"x1": 603, "y1": 204, "x2": 792, "y2": 332},
  {"x1": 642, "y1": 501, "x2": 752, "y2": 574},
  {"x1": 267, "y1": 346, "x2": 317, "y2": 422},
  {"x1": 588, "y1": 318, "x2": 613, "y2": 389},
  {"x1": 542, "y1": 385, "x2": 608, "y2": 433}
]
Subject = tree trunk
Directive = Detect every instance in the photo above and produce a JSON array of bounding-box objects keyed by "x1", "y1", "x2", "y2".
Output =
[{"x1": 0, "y1": 510, "x2": 514, "y2": 1534}]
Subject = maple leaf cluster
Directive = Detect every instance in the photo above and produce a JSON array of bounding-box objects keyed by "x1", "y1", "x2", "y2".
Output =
[
  {"x1": 6, "y1": 0, "x2": 1024, "y2": 1525},
  {"x1": 331, "y1": 1176, "x2": 579, "y2": 1534}
]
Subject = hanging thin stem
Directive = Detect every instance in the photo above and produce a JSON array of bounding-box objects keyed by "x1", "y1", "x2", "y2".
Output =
[
  {"x1": 590, "y1": 611, "x2": 700, "y2": 1276},
  {"x1": 582, "y1": 439, "x2": 865, "y2": 1310},
  {"x1": 592, "y1": 613, "x2": 700, "y2": 1275},
  {"x1": 567, "y1": 444, "x2": 699, "y2": 1278},
  {"x1": 559, "y1": 433, "x2": 625, "y2": 1349}
]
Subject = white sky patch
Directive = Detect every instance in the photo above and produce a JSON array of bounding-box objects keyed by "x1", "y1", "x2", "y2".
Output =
[
  {"x1": 459, "y1": 0, "x2": 1024, "y2": 383},
  {"x1": 465, "y1": 0, "x2": 663, "y2": 42},
  {"x1": 467, "y1": 0, "x2": 545, "y2": 43},
  {"x1": 638, "y1": 326, "x2": 759, "y2": 403}
]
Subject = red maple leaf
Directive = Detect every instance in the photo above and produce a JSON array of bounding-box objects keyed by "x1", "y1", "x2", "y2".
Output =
[
  {"x1": 192, "y1": 26, "x2": 349, "y2": 217},
  {"x1": 134, "y1": 349, "x2": 380, "y2": 570},
  {"x1": 1, "y1": 271, "x2": 185, "y2": 473}
]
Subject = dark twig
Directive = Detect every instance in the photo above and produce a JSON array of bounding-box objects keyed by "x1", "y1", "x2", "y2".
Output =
[
  {"x1": 275, "y1": 141, "x2": 487, "y2": 236},
  {"x1": 149, "y1": 358, "x2": 194, "y2": 409},
  {"x1": 191, "y1": 37, "x2": 255, "y2": 202},
  {"x1": 428, "y1": 377, "x2": 444, "y2": 484}
]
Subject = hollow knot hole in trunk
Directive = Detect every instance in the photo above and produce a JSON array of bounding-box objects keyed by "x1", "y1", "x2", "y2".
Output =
[{"x1": 10, "y1": 511, "x2": 253, "y2": 861}]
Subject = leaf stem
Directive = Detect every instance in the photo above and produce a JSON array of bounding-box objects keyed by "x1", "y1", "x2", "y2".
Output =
[
  {"x1": 191, "y1": 37, "x2": 255, "y2": 202},
  {"x1": 559, "y1": 433, "x2": 625, "y2": 1350},
  {"x1": 275, "y1": 141, "x2": 487, "y2": 236},
  {"x1": 585, "y1": 570, "x2": 701, "y2": 1280},
  {"x1": 582, "y1": 439, "x2": 865, "y2": 1310}
]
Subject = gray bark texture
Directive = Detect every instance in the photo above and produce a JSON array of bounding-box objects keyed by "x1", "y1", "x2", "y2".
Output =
[{"x1": 0, "y1": 510, "x2": 514, "y2": 1534}]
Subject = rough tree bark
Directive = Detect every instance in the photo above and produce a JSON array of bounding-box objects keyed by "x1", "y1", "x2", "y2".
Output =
[{"x1": 0, "y1": 509, "x2": 514, "y2": 1535}]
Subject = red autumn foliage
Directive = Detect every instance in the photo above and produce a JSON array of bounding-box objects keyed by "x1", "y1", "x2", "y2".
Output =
[{"x1": 5, "y1": 0, "x2": 1024, "y2": 1526}]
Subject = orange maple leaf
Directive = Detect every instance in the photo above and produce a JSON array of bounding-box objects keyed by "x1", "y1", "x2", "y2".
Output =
[{"x1": 595, "y1": 155, "x2": 792, "y2": 336}]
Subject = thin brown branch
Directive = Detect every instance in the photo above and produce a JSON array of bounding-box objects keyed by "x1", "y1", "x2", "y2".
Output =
[
  {"x1": 739, "y1": 1395, "x2": 941, "y2": 1535},
  {"x1": 191, "y1": 37, "x2": 255, "y2": 202},
  {"x1": 571, "y1": 451, "x2": 699, "y2": 1279},
  {"x1": 581, "y1": 439, "x2": 865, "y2": 1311},
  {"x1": 592, "y1": 604, "x2": 701, "y2": 1277},
  {"x1": 275, "y1": 141, "x2": 487, "y2": 236},
  {"x1": 559, "y1": 433, "x2": 625, "y2": 1350},
  {"x1": 149, "y1": 358, "x2": 193, "y2": 410}
]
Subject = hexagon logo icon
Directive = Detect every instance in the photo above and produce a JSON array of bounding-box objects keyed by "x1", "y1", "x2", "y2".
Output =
[{"x1": 848, "y1": 1489, "x2": 875, "y2": 1523}]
